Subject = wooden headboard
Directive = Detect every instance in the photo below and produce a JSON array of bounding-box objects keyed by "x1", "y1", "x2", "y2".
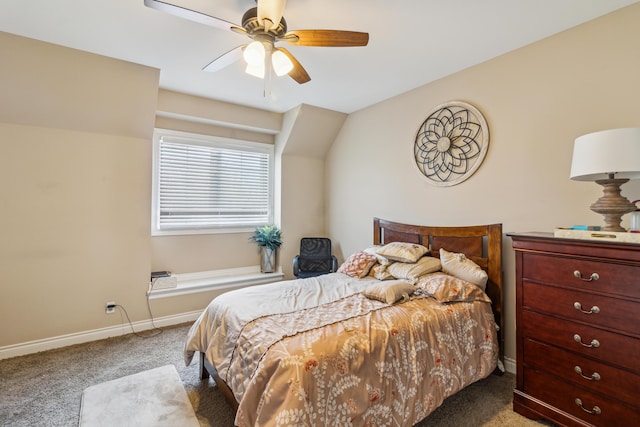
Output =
[{"x1": 373, "y1": 217, "x2": 503, "y2": 355}]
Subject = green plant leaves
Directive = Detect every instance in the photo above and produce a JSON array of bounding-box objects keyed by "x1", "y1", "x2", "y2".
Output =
[{"x1": 250, "y1": 225, "x2": 282, "y2": 250}]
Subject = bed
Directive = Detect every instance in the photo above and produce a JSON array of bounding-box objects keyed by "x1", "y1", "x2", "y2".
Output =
[{"x1": 185, "y1": 218, "x2": 503, "y2": 426}]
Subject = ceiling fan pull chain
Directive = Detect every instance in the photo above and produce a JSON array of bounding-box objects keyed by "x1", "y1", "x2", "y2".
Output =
[{"x1": 264, "y1": 45, "x2": 272, "y2": 98}]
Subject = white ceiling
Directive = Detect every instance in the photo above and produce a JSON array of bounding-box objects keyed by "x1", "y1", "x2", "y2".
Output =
[{"x1": 1, "y1": 0, "x2": 638, "y2": 114}]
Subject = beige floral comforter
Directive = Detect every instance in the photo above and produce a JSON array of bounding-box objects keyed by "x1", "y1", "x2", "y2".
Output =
[{"x1": 185, "y1": 272, "x2": 498, "y2": 427}]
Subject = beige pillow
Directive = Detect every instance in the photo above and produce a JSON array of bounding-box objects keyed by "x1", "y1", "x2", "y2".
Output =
[
  {"x1": 337, "y1": 251, "x2": 377, "y2": 278},
  {"x1": 368, "y1": 263, "x2": 395, "y2": 281},
  {"x1": 363, "y1": 245, "x2": 392, "y2": 265},
  {"x1": 377, "y1": 242, "x2": 429, "y2": 263},
  {"x1": 387, "y1": 256, "x2": 442, "y2": 283},
  {"x1": 439, "y1": 248, "x2": 488, "y2": 290},
  {"x1": 416, "y1": 272, "x2": 491, "y2": 303},
  {"x1": 363, "y1": 280, "x2": 415, "y2": 304}
]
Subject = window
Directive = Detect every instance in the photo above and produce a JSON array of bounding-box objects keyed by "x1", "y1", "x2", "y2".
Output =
[{"x1": 152, "y1": 129, "x2": 274, "y2": 235}]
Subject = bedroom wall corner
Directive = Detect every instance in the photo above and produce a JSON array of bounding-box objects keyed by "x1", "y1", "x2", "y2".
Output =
[{"x1": 277, "y1": 105, "x2": 347, "y2": 278}]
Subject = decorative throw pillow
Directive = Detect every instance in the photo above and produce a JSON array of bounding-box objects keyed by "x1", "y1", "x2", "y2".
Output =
[
  {"x1": 368, "y1": 263, "x2": 395, "y2": 281},
  {"x1": 363, "y1": 280, "x2": 416, "y2": 304},
  {"x1": 337, "y1": 251, "x2": 377, "y2": 278},
  {"x1": 439, "y1": 248, "x2": 488, "y2": 290},
  {"x1": 416, "y1": 272, "x2": 491, "y2": 303},
  {"x1": 377, "y1": 242, "x2": 429, "y2": 263},
  {"x1": 387, "y1": 256, "x2": 441, "y2": 283}
]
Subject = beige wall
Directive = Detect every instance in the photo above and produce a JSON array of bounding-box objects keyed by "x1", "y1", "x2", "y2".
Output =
[
  {"x1": 0, "y1": 32, "x2": 159, "y2": 345},
  {"x1": 276, "y1": 105, "x2": 347, "y2": 268},
  {"x1": 326, "y1": 4, "x2": 640, "y2": 364},
  {"x1": 279, "y1": 153, "x2": 326, "y2": 265}
]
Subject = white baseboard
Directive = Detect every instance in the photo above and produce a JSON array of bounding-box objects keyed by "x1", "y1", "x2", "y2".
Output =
[
  {"x1": 504, "y1": 356, "x2": 516, "y2": 374},
  {"x1": 0, "y1": 310, "x2": 202, "y2": 360}
]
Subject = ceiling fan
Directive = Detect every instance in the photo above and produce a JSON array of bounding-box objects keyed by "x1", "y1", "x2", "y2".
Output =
[{"x1": 144, "y1": 0, "x2": 369, "y2": 84}]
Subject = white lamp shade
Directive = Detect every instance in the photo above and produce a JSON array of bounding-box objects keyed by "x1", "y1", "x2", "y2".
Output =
[
  {"x1": 271, "y1": 50, "x2": 293, "y2": 76},
  {"x1": 570, "y1": 128, "x2": 640, "y2": 181},
  {"x1": 243, "y1": 41, "x2": 265, "y2": 66}
]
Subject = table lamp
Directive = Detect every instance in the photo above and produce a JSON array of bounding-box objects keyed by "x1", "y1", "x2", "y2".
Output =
[{"x1": 570, "y1": 128, "x2": 640, "y2": 232}]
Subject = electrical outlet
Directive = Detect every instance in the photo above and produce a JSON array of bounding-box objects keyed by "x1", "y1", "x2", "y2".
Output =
[{"x1": 105, "y1": 301, "x2": 116, "y2": 314}]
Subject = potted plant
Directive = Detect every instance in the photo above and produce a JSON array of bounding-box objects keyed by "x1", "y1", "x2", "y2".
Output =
[{"x1": 250, "y1": 225, "x2": 282, "y2": 273}]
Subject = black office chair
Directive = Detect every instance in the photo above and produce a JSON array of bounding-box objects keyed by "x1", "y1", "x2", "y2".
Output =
[{"x1": 293, "y1": 237, "x2": 339, "y2": 278}]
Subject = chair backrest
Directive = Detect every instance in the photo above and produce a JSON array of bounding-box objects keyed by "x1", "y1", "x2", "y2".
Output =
[
  {"x1": 300, "y1": 237, "x2": 332, "y2": 258},
  {"x1": 298, "y1": 238, "x2": 333, "y2": 273}
]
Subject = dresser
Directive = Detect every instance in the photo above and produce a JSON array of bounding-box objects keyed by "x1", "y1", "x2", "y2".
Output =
[{"x1": 509, "y1": 233, "x2": 640, "y2": 426}]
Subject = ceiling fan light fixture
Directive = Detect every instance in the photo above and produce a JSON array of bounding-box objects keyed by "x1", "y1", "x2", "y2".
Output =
[
  {"x1": 243, "y1": 41, "x2": 265, "y2": 65},
  {"x1": 245, "y1": 62, "x2": 265, "y2": 79},
  {"x1": 144, "y1": 0, "x2": 369, "y2": 86},
  {"x1": 272, "y1": 50, "x2": 293, "y2": 76}
]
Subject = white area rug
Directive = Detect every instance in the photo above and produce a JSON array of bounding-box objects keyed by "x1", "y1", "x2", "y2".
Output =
[{"x1": 79, "y1": 365, "x2": 199, "y2": 427}]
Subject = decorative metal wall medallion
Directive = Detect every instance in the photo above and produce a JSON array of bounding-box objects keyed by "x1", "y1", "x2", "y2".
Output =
[{"x1": 414, "y1": 101, "x2": 489, "y2": 186}]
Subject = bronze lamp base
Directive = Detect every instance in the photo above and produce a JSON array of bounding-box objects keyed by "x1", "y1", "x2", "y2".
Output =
[{"x1": 590, "y1": 178, "x2": 636, "y2": 232}]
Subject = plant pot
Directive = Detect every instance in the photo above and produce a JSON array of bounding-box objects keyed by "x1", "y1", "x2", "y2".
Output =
[{"x1": 260, "y1": 246, "x2": 276, "y2": 273}]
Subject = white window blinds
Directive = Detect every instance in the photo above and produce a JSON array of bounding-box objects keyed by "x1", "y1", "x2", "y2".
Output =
[{"x1": 153, "y1": 130, "x2": 273, "y2": 234}]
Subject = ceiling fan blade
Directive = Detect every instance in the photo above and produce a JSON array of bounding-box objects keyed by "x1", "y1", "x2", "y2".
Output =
[
  {"x1": 144, "y1": 0, "x2": 241, "y2": 33},
  {"x1": 202, "y1": 45, "x2": 246, "y2": 72},
  {"x1": 282, "y1": 30, "x2": 369, "y2": 47},
  {"x1": 257, "y1": 0, "x2": 287, "y2": 31},
  {"x1": 276, "y1": 47, "x2": 310, "y2": 84}
]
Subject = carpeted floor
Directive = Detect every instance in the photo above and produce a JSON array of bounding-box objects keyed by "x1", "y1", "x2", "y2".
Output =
[{"x1": 0, "y1": 323, "x2": 547, "y2": 427}]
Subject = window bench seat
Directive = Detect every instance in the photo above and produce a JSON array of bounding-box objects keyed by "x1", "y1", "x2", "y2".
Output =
[{"x1": 148, "y1": 266, "x2": 284, "y2": 299}]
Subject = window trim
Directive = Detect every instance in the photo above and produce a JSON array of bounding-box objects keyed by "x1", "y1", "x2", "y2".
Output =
[{"x1": 151, "y1": 128, "x2": 274, "y2": 236}]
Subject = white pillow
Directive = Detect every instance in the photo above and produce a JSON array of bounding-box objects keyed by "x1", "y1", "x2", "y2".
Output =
[{"x1": 439, "y1": 248, "x2": 488, "y2": 290}]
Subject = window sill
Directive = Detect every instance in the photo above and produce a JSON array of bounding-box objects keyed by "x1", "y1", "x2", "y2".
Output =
[
  {"x1": 148, "y1": 266, "x2": 284, "y2": 299},
  {"x1": 151, "y1": 226, "x2": 254, "y2": 237}
]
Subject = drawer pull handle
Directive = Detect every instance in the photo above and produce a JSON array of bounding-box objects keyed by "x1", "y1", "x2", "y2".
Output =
[
  {"x1": 574, "y1": 366, "x2": 601, "y2": 381},
  {"x1": 574, "y1": 270, "x2": 599, "y2": 282},
  {"x1": 573, "y1": 334, "x2": 600, "y2": 348},
  {"x1": 573, "y1": 302, "x2": 600, "y2": 314},
  {"x1": 575, "y1": 398, "x2": 601, "y2": 415}
]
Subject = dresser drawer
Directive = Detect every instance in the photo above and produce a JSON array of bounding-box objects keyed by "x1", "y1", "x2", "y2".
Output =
[
  {"x1": 522, "y1": 253, "x2": 640, "y2": 299},
  {"x1": 522, "y1": 311, "x2": 640, "y2": 370},
  {"x1": 523, "y1": 339, "x2": 640, "y2": 406},
  {"x1": 523, "y1": 367, "x2": 640, "y2": 426},
  {"x1": 523, "y1": 281, "x2": 640, "y2": 336}
]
